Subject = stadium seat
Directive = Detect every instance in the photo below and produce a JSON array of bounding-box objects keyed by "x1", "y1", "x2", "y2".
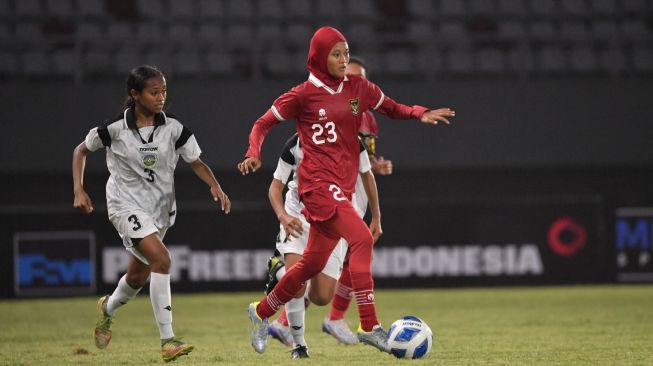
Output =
[
  {"x1": 136, "y1": 22, "x2": 164, "y2": 45},
  {"x1": 285, "y1": 0, "x2": 311, "y2": 19},
  {"x1": 174, "y1": 47, "x2": 203, "y2": 75},
  {"x1": 621, "y1": 0, "x2": 648, "y2": 15},
  {"x1": 560, "y1": 0, "x2": 588, "y2": 16},
  {"x1": 144, "y1": 49, "x2": 172, "y2": 74},
  {"x1": 205, "y1": 48, "x2": 234, "y2": 75},
  {"x1": 632, "y1": 46, "x2": 653, "y2": 72},
  {"x1": 45, "y1": 0, "x2": 74, "y2": 19},
  {"x1": 197, "y1": 0, "x2": 225, "y2": 19},
  {"x1": 257, "y1": 0, "x2": 284, "y2": 20},
  {"x1": 507, "y1": 46, "x2": 535, "y2": 74},
  {"x1": 197, "y1": 23, "x2": 224, "y2": 45},
  {"x1": 383, "y1": 49, "x2": 413, "y2": 75},
  {"x1": 591, "y1": 0, "x2": 617, "y2": 15},
  {"x1": 82, "y1": 46, "x2": 113, "y2": 76},
  {"x1": 440, "y1": 21, "x2": 468, "y2": 41},
  {"x1": 529, "y1": 0, "x2": 557, "y2": 17},
  {"x1": 315, "y1": 0, "x2": 342, "y2": 19},
  {"x1": 114, "y1": 46, "x2": 142, "y2": 75},
  {"x1": 529, "y1": 21, "x2": 557, "y2": 41},
  {"x1": 496, "y1": 0, "x2": 526, "y2": 16},
  {"x1": 167, "y1": 23, "x2": 194, "y2": 46},
  {"x1": 0, "y1": 22, "x2": 10, "y2": 41},
  {"x1": 344, "y1": 0, "x2": 377, "y2": 20},
  {"x1": 284, "y1": 23, "x2": 311, "y2": 49},
  {"x1": 225, "y1": 24, "x2": 255, "y2": 49},
  {"x1": 498, "y1": 21, "x2": 527, "y2": 41},
  {"x1": 620, "y1": 20, "x2": 649, "y2": 41},
  {"x1": 599, "y1": 46, "x2": 627, "y2": 74},
  {"x1": 469, "y1": 0, "x2": 496, "y2": 15},
  {"x1": 225, "y1": 0, "x2": 253, "y2": 20},
  {"x1": 405, "y1": 21, "x2": 436, "y2": 44},
  {"x1": 106, "y1": 22, "x2": 133, "y2": 44},
  {"x1": 406, "y1": 0, "x2": 435, "y2": 19},
  {"x1": 439, "y1": 0, "x2": 466, "y2": 17},
  {"x1": 446, "y1": 48, "x2": 474, "y2": 74},
  {"x1": 0, "y1": 0, "x2": 11, "y2": 18},
  {"x1": 569, "y1": 46, "x2": 598, "y2": 72},
  {"x1": 168, "y1": 0, "x2": 196, "y2": 19},
  {"x1": 15, "y1": 0, "x2": 42, "y2": 18},
  {"x1": 476, "y1": 47, "x2": 505, "y2": 74},
  {"x1": 136, "y1": 0, "x2": 166, "y2": 19},
  {"x1": 0, "y1": 51, "x2": 19, "y2": 75},
  {"x1": 77, "y1": 0, "x2": 106, "y2": 19},
  {"x1": 264, "y1": 49, "x2": 293, "y2": 76},
  {"x1": 416, "y1": 48, "x2": 443, "y2": 78},
  {"x1": 559, "y1": 21, "x2": 589, "y2": 41},
  {"x1": 52, "y1": 48, "x2": 76, "y2": 76},
  {"x1": 21, "y1": 49, "x2": 50, "y2": 76},
  {"x1": 257, "y1": 23, "x2": 283, "y2": 45},
  {"x1": 538, "y1": 45, "x2": 567, "y2": 73},
  {"x1": 14, "y1": 21, "x2": 43, "y2": 45},
  {"x1": 591, "y1": 20, "x2": 619, "y2": 41}
]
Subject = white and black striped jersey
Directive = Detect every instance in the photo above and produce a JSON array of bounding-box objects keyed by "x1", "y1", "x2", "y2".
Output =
[
  {"x1": 84, "y1": 108, "x2": 201, "y2": 230},
  {"x1": 272, "y1": 133, "x2": 371, "y2": 218}
]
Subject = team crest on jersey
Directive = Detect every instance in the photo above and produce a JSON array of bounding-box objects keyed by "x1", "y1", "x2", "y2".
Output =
[
  {"x1": 349, "y1": 99, "x2": 360, "y2": 116},
  {"x1": 142, "y1": 154, "x2": 157, "y2": 167}
]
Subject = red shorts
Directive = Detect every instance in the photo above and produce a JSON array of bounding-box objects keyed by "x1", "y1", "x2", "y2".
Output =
[{"x1": 300, "y1": 182, "x2": 353, "y2": 223}]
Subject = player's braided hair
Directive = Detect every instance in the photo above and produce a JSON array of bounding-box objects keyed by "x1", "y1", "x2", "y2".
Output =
[{"x1": 123, "y1": 65, "x2": 164, "y2": 109}]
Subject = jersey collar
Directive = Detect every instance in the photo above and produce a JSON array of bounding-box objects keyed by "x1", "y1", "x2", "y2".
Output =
[
  {"x1": 308, "y1": 73, "x2": 348, "y2": 95},
  {"x1": 124, "y1": 108, "x2": 166, "y2": 130}
]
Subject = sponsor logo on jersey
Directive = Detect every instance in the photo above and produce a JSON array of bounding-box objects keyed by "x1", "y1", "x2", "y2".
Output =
[
  {"x1": 319, "y1": 108, "x2": 326, "y2": 117},
  {"x1": 139, "y1": 147, "x2": 158, "y2": 152},
  {"x1": 349, "y1": 99, "x2": 360, "y2": 116},
  {"x1": 143, "y1": 154, "x2": 157, "y2": 167}
]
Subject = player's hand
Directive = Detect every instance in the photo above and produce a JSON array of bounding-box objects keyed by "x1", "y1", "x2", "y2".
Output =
[
  {"x1": 420, "y1": 108, "x2": 455, "y2": 125},
  {"x1": 371, "y1": 156, "x2": 393, "y2": 176},
  {"x1": 237, "y1": 157, "x2": 262, "y2": 175},
  {"x1": 280, "y1": 214, "x2": 303, "y2": 239},
  {"x1": 210, "y1": 185, "x2": 231, "y2": 214},
  {"x1": 73, "y1": 189, "x2": 94, "y2": 214},
  {"x1": 369, "y1": 217, "x2": 383, "y2": 243}
]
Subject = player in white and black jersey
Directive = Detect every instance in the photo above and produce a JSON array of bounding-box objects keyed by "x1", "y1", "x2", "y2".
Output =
[
  {"x1": 72, "y1": 65, "x2": 230, "y2": 362},
  {"x1": 264, "y1": 133, "x2": 381, "y2": 357}
]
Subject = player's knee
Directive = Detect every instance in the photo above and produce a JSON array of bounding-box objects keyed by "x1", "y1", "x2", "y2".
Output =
[
  {"x1": 149, "y1": 249, "x2": 171, "y2": 273},
  {"x1": 308, "y1": 291, "x2": 331, "y2": 306},
  {"x1": 126, "y1": 272, "x2": 147, "y2": 288}
]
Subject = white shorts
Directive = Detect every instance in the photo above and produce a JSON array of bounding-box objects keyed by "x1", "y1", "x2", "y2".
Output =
[
  {"x1": 276, "y1": 215, "x2": 348, "y2": 280},
  {"x1": 109, "y1": 209, "x2": 168, "y2": 265}
]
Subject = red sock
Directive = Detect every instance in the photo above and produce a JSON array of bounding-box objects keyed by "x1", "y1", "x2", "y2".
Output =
[
  {"x1": 257, "y1": 225, "x2": 339, "y2": 320},
  {"x1": 276, "y1": 308, "x2": 289, "y2": 326},
  {"x1": 329, "y1": 261, "x2": 353, "y2": 320}
]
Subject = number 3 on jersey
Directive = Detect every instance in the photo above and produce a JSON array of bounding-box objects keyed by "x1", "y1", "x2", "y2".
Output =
[
  {"x1": 329, "y1": 184, "x2": 347, "y2": 201},
  {"x1": 311, "y1": 122, "x2": 337, "y2": 145}
]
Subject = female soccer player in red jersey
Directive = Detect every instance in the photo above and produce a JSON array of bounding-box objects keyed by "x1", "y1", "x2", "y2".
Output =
[{"x1": 238, "y1": 26, "x2": 455, "y2": 355}]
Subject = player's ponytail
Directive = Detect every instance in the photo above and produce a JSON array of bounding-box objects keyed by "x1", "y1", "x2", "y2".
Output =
[{"x1": 123, "y1": 65, "x2": 164, "y2": 109}]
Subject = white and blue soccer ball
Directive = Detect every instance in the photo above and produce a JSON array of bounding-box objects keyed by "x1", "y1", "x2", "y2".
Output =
[{"x1": 386, "y1": 316, "x2": 434, "y2": 359}]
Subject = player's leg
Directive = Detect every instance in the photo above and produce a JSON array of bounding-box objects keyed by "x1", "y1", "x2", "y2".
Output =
[
  {"x1": 94, "y1": 255, "x2": 148, "y2": 349},
  {"x1": 136, "y1": 233, "x2": 194, "y2": 362},
  {"x1": 313, "y1": 242, "x2": 359, "y2": 345},
  {"x1": 322, "y1": 206, "x2": 389, "y2": 352},
  {"x1": 328, "y1": 254, "x2": 353, "y2": 321},
  {"x1": 250, "y1": 225, "x2": 339, "y2": 353}
]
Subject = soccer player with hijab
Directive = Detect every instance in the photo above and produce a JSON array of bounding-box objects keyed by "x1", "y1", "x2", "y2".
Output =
[{"x1": 238, "y1": 26, "x2": 454, "y2": 355}]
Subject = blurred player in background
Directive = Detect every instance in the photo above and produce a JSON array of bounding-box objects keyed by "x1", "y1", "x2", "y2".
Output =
[
  {"x1": 238, "y1": 26, "x2": 454, "y2": 356},
  {"x1": 346, "y1": 56, "x2": 393, "y2": 176},
  {"x1": 72, "y1": 65, "x2": 231, "y2": 362}
]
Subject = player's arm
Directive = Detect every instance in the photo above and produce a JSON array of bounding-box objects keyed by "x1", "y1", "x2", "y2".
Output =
[
  {"x1": 360, "y1": 170, "x2": 382, "y2": 242},
  {"x1": 190, "y1": 158, "x2": 231, "y2": 214},
  {"x1": 268, "y1": 179, "x2": 303, "y2": 238},
  {"x1": 365, "y1": 79, "x2": 455, "y2": 125},
  {"x1": 239, "y1": 89, "x2": 301, "y2": 175},
  {"x1": 72, "y1": 141, "x2": 94, "y2": 214}
]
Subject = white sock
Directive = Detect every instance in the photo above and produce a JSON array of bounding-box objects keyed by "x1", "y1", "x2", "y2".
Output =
[
  {"x1": 276, "y1": 266, "x2": 286, "y2": 281},
  {"x1": 106, "y1": 275, "x2": 141, "y2": 316},
  {"x1": 150, "y1": 272, "x2": 174, "y2": 340},
  {"x1": 286, "y1": 296, "x2": 306, "y2": 347}
]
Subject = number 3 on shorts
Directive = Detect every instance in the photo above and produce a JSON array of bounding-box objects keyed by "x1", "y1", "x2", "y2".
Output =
[{"x1": 329, "y1": 184, "x2": 347, "y2": 201}]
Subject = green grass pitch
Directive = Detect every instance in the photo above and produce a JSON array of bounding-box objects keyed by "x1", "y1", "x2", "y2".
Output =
[{"x1": 1, "y1": 285, "x2": 652, "y2": 365}]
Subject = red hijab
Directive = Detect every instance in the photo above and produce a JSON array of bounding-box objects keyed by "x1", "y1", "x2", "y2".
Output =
[{"x1": 307, "y1": 26, "x2": 347, "y2": 88}]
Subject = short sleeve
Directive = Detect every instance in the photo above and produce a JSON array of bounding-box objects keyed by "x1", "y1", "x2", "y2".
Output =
[
  {"x1": 178, "y1": 135, "x2": 202, "y2": 163},
  {"x1": 84, "y1": 127, "x2": 104, "y2": 152},
  {"x1": 272, "y1": 159, "x2": 294, "y2": 184},
  {"x1": 359, "y1": 148, "x2": 371, "y2": 173},
  {"x1": 271, "y1": 87, "x2": 301, "y2": 121},
  {"x1": 361, "y1": 78, "x2": 385, "y2": 111}
]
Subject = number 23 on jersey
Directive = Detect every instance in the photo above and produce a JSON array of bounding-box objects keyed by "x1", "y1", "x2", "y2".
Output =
[{"x1": 311, "y1": 122, "x2": 337, "y2": 145}]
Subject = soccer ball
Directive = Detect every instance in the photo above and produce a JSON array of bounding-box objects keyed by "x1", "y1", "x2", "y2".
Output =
[{"x1": 387, "y1": 316, "x2": 433, "y2": 359}]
